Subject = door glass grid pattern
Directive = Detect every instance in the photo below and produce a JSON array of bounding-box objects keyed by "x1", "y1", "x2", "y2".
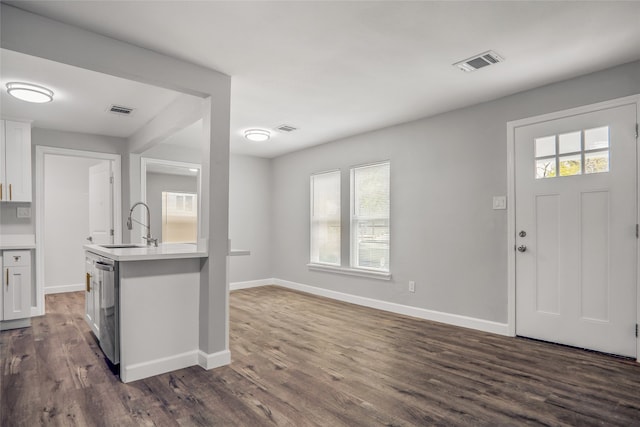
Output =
[{"x1": 535, "y1": 126, "x2": 609, "y2": 179}]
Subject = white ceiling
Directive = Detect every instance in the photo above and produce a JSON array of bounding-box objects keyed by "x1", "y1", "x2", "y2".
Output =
[
  {"x1": 2, "y1": 1, "x2": 640, "y2": 158},
  {"x1": 0, "y1": 49, "x2": 183, "y2": 138}
]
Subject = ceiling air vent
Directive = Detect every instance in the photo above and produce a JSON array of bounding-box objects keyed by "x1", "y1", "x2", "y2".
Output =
[
  {"x1": 275, "y1": 124, "x2": 298, "y2": 133},
  {"x1": 107, "y1": 104, "x2": 135, "y2": 116},
  {"x1": 453, "y1": 50, "x2": 504, "y2": 73}
]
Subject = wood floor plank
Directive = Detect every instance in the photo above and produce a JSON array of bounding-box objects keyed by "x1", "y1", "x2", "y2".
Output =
[{"x1": 2, "y1": 285, "x2": 640, "y2": 426}]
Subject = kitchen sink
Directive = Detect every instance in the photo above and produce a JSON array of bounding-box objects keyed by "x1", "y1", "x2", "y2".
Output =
[{"x1": 99, "y1": 244, "x2": 145, "y2": 249}]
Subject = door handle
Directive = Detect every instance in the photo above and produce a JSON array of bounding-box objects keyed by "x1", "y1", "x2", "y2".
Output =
[{"x1": 517, "y1": 245, "x2": 527, "y2": 252}]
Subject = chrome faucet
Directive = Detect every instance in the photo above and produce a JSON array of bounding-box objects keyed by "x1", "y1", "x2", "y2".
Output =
[{"x1": 127, "y1": 201, "x2": 158, "y2": 247}]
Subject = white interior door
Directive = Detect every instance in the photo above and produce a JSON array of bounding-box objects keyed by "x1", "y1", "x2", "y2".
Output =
[
  {"x1": 89, "y1": 161, "x2": 114, "y2": 245},
  {"x1": 515, "y1": 103, "x2": 637, "y2": 357}
]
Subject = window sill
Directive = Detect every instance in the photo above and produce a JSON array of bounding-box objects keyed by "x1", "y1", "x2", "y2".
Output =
[{"x1": 307, "y1": 263, "x2": 391, "y2": 281}]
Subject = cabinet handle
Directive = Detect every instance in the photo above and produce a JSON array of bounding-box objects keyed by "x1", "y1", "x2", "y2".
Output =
[
  {"x1": 9, "y1": 184, "x2": 12, "y2": 201},
  {"x1": 86, "y1": 272, "x2": 91, "y2": 292},
  {"x1": 0, "y1": 183, "x2": 3, "y2": 200},
  {"x1": 5, "y1": 269, "x2": 8, "y2": 289}
]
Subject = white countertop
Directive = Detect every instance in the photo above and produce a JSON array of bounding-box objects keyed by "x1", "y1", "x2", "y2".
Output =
[
  {"x1": 0, "y1": 243, "x2": 37, "y2": 250},
  {"x1": 84, "y1": 243, "x2": 250, "y2": 261},
  {"x1": 0, "y1": 234, "x2": 36, "y2": 250},
  {"x1": 84, "y1": 243, "x2": 208, "y2": 262},
  {"x1": 229, "y1": 249, "x2": 251, "y2": 256}
]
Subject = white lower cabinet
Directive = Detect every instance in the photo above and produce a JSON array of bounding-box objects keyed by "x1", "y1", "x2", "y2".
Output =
[
  {"x1": 85, "y1": 255, "x2": 100, "y2": 335},
  {"x1": 2, "y1": 251, "x2": 31, "y2": 320}
]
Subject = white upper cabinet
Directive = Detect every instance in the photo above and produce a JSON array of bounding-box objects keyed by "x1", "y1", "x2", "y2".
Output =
[{"x1": 0, "y1": 120, "x2": 32, "y2": 202}]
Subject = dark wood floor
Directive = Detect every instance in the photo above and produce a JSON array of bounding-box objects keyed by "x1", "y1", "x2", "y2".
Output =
[{"x1": 2, "y1": 286, "x2": 640, "y2": 426}]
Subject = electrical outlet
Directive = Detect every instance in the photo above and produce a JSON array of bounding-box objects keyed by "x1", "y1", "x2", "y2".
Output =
[
  {"x1": 409, "y1": 281, "x2": 416, "y2": 293},
  {"x1": 17, "y1": 207, "x2": 31, "y2": 218},
  {"x1": 493, "y1": 196, "x2": 507, "y2": 210}
]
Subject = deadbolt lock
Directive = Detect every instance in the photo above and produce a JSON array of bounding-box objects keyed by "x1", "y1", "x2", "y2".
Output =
[{"x1": 519, "y1": 230, "x2": 527, "y2": 238}]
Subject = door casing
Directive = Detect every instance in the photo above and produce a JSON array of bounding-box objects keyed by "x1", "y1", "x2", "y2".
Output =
[
  {"x1": 35, "y1": 146, "x2": 121, "y2": 316},
  {"x1": 506, "y1": 94, "x2": 640, "y2": 361}
]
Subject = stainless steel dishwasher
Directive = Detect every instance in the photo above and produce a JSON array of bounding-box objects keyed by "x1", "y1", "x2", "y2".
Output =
[{"x1": 94, "y1": 256, "x2": 120, "y2": 365}]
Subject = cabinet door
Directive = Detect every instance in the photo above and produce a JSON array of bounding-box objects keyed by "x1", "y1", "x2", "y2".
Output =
[
  {"x1": 4, "y1": 266, "x2": 31, "y2": 320},
  {"x1": 85, "y1": 257, "x2": 99, "y2": 336},
  {"x1": 0, "y1": 256, "x2": 3, "y2": 320},
  {"x1": 3, "y1": 120, "x2": 32, "y2": 202},
  {"x1": 85, "y1": 257, "x2": 95, "y2": 330},
  {"x1": 0, "y1": 120, "x2": 5, "y2": 201},
  {"x1": 91, "y1": 272, "x2": 100, "y2": 335}
]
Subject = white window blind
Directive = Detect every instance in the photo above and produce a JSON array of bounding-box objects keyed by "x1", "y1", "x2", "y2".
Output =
[
  {"x1": 310, "y1": 170, "x2": 341, "y2": 265},
  {"x1": 162, "y1": 191, "x2": 197, "y2": 243},
  {"x1": 351, "y1": 162, "x2": 390, "y2": 272}
]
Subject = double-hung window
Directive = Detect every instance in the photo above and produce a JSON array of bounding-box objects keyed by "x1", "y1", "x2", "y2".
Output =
[
  {"x1": 351, "y1": 162, "x2": 390, "y2": 272},
  {"x1": 310, "y1": 170, "x2": 341, "y2": 265},
  {"x1": 310, "y1": 161, "x2": 391, "y2": 276}
]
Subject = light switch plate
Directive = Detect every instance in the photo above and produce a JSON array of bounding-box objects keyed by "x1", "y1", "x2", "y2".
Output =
[
  {"x1": 17, "y1": 207, "x2": 31, "y2": 218},
  {"x1": 492, "y1": 196, "x2": 507, "y2": 210}
]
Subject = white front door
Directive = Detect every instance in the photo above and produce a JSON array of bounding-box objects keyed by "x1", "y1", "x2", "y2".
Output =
[
  {"x1": 88, "y1": 161, "x2": 113, "y2": 245},
  {"x1": 515, "y1": 102, "x2": 637, "y2": 357}
]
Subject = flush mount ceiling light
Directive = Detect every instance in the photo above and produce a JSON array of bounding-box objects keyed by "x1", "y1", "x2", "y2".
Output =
[
  {"x1": 244, "y1": 129, "x2": 270, "y2": 142},
  {"x1": 6, "y1": 82, "x2": 54, "y2": 103}
]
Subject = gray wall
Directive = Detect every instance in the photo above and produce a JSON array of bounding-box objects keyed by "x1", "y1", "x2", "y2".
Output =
[
  {"x1": 229, "y1": 154, "x2": 272, "y2": 283},
  {"x1": 146, "y1": 172, "x2": 198, "y2": 242},
  {"x1": 0, "y1": 202, "x2": 32, "y2": 235},
  {"x1": 270, "y1": 60, "x2": 640, "y2": 324}
]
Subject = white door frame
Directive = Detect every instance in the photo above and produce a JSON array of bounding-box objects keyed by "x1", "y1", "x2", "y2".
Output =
[
  {"x1": 35, "y1": 146, "x2": 122, "y2": 316},
  {"x1": 139, "y1": 156, "x2": 201, "y2": 244},
  {"x1": 506, "y1": 94, "x2": 640, "y2": 361}
]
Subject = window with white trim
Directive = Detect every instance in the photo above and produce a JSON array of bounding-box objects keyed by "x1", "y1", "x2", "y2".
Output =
[
  {"x1": 310, "y1": 170, "x2": 341, "y2": 265},
  {"x1": 351, "y1": 162, "x2": 390, "y2": 272},
  {"x1": 309, "y1": 162, "x2": 391, "y2": 277}
]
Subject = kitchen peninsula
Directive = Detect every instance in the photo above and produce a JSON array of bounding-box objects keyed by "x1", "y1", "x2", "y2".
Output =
[{"x1": 83, "y1": 243, "x2": 245, "y2": 383}]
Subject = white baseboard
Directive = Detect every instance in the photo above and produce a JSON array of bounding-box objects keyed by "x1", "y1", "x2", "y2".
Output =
[
  {"x1": 198, "y1": 349, "x2": 231, "y2": 370},
  {"x1": 45, "y1": 283, "x2": 85, "y2": 294},
  {"x1": 230, "y1": 278, "x2": 274, "y2": 291},
  {"x1": 121, "y1": 350, "x2": 199, "y2": 383},
  {"x1": 0, "y1": 317, "x2": 31, "y2": 331},
  {"x1": 240, "y1": 278, "x2": 509, "y2": 336}
]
